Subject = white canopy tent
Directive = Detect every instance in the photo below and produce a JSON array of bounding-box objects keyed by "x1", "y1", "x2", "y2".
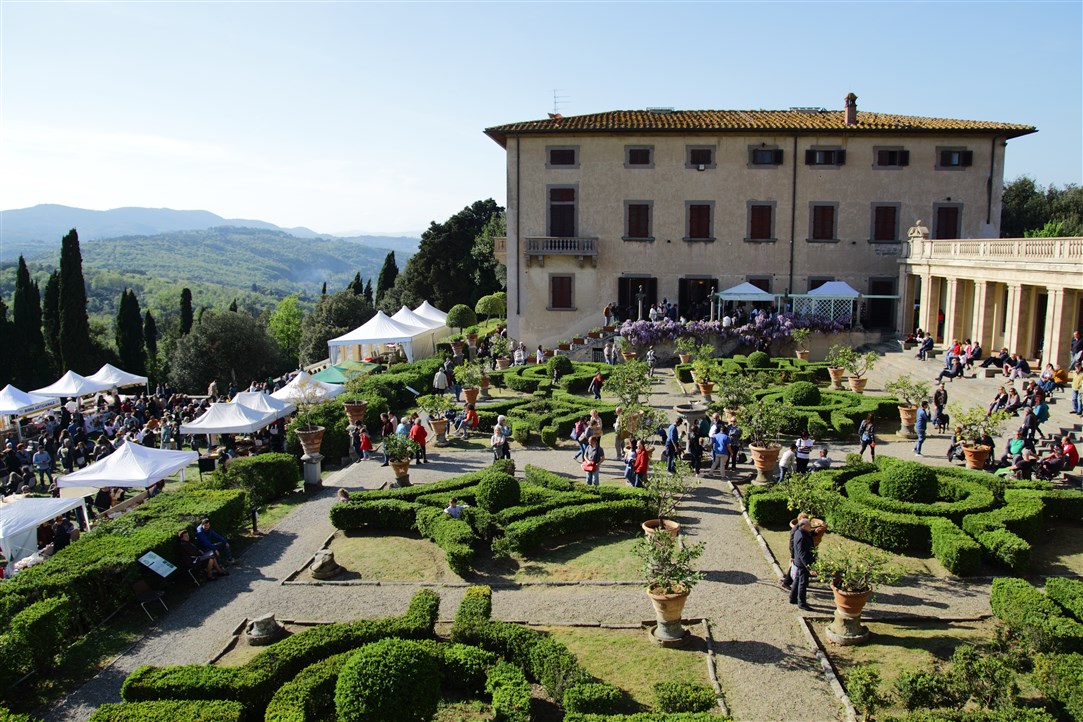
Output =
[
  {"x1": 793, "y1": 281, "x2": 861, "y2": 326},
  {"x1": 57, "y1": 442, "x2": 197, "y2": 493},
  {"x1": 393, "y1": 305, "x2": 443, "y2": 330},
  {"x1": 392, "y1": 306, "x2": 448, "y2": 358},
  {"x1": 178, "y1": 402, "x2": 276, "y2": 435},
  {"x1": 327, "y1": 311, "x2": 430, "y2": 364},
  {"x1": 0, "y1": 495, "x2": 87, "y2": 573},
  {"x1": 232, "y1": 391, "x2": 296, "y2": 420},
  {"x1": 271, "y1": 371, "x2": 344, "y2": 405},
  {"x1": 413, "y1": 301, "x2": 448, "y2": 325},
  {"x1": 87, "y1": 363, "x2": 149, "y2": 389},
  {"x1": 32, "y1": 371, "x2": 113, "y2": 399},
  {"x1": 716, "y1": 282, "x2": 779, "y2": 303},
  {"x1": 0, "y1": 385, "x2": 60, "y2": 439}
]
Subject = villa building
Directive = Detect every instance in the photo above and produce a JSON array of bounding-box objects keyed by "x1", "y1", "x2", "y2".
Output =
[{"x1": 484, "y1": 94, "x2": 1040, "y2": 349}]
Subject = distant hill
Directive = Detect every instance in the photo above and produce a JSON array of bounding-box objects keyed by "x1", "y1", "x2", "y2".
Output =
[{"x1": 0, "y1": 204, "x2": 419, "y2": 259}]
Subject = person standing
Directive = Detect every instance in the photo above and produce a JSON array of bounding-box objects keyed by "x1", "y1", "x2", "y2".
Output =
[
  {"x1": 857, "y1": 414, "x2": 876, "y2": 462},
  {"x1": 582, "y1": 436, "x2": 604, "y2": 487},
  {"x1": 613, "y1": 407, "x2": 626, "y2": 460},
  {"x1": 933, "y1": 383, "x2": 948, "y2": 430},
  {"x1": 708, "y1": 427, "x2": 730, "y2": 479},
  {"x1": 1071, "y1": 362, "x2": 1083, "y2": 416},
  {"x1": 603, "y1": 340, "x2": 615, "y2": 366},
  {"x1": 646, "y1": 347, "x2": 657, "y2": 377},
  {"x1": 588, "y1": 371, "x2": 603, "y2": 400},
  {"x1": 726, "y1": 417, "x2": 742, "y2": 473},
  {"x1": 432, "y1": 366, "x2": 449, "y2": 396},
  {"x1": 572, "y1": 417, "x2": 590, "y2": 462},
  {"x1": 915, "y1": 400, "x2": 931, "y2": 456},
  {"x1": 777, "y1": 444, "x2": 797, "y2": 484},
  {"x1": 632, "y1": 440, "x2": 649, "y2": 488},
  {"x1": 32, "y1": 445, "x2": 53, "y2": 488},
  {"x1": 795, "y1": 432, "x2": 815, "y2": 473},
  {"x1": 409, "y1": 420, "x2": 428, "y2": 464},
  {"x1": 665, "y1": 418, "x2": 683, "y2": 473},
  {"x1": 789, "y1": 518, "x2": 814, "y2": 611}
]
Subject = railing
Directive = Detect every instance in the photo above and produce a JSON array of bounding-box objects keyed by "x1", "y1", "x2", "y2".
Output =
[
  {"x1": 525, "y1": 236, "x2": 598, "y2": 255},
  {"x1": 916, "y1": 237, "x2": 1083, "y2": 263}
]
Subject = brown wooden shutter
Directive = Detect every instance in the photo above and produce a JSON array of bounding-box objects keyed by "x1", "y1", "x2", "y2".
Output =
[
  {"x1": 689, "y1": 205, "x2": 711, "y2": 238},
  {"x1": 936, "y1": 207, "x2": 960, "y2": 239},
  {"x1": 961, "y1": 150, "x2": 973, "y2": 167},
  {"x1": 836, "y1": 150, "x2": 846, "y2": 165},
  {"x1": 773, "y1": 149, "x2": 784, "y2": 164},
  {"x1": 750, "y1": 205, "x2": 772, "y2": 239},
  {"x1": 899, "y1": 150, "x2": 910, "y2": 166},
  {"x1": 550, "y1": 276, "x2": 573, "y2": 309},
  {"x1": 812, "y1": 206, "x2": 835, "y2": 240},
  {"x1": 627, "y1": 204, "x2": 649, "y2": 238},
  {"x1": 805, "y1": 149, "x2": 815, "y2": 165},
  {"x1": 873, "y1": 206, "x2": 897, "y2": 241}
]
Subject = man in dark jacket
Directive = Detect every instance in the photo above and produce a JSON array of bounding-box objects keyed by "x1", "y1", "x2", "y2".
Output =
[{"x1": 789, "y1": 518, "x2": 814, "y2": 611}]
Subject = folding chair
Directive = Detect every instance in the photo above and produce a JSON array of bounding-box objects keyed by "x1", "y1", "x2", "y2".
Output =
[{"x1": 133, "y1": 580, "x2": 168, "y2": 621}]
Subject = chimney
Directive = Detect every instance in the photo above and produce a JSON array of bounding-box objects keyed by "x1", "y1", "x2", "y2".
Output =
[{"x1": 844, "y1": 92, "x2": 858, "y2": 126}]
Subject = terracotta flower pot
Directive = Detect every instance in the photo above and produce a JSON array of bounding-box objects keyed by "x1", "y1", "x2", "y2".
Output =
[
  {"x1": 558, "y1": 343, "x2": 571, "y2": 351},
  {"x1": 642, "y1": 518, "x2": 680, "y2": 538},
  {"x1": 463, "y1": 387, "x2": 480, "y2": 404},
  {"x1": 962, "y1": 443, "x2": 991, "y2": 470},
  {"x1": 467, "y1": 333, "x2": 479, "y2": 346},
  {"x1": 572, "y1": 337, "x2": 585, "y2": 345},
  {"x1": 697, "y1": 382, "x2": 714, "y2": 398},
  {"x1": 544, "y1": 349, "x2": 555, "y2": 358},
  {"x1": 831, "y1": 584, "x2": 871, "y2": 617},
  {"x1": 622, "y1": 351, "x2": 637, "y2": 361},
  {"x1": 603, "y1": 325, "x2": 616, "y2": 332},
  {"x1": 796, "y1": 350, "x2": 810, "y2": 360},
  {"x1": 587, "y1": 332, "x2": 601, "y2": 339},
  {"x1": 897, "y1": 405, "x2": 917, "y2": 439},
  {"x1": 496, "y1": 357, "x2": 511, "y2": 369},
  {"x1": 828, "y1": 367, "x2": 846, "y2": 390},
  {"x1": 452, "y1": 342, "x2": 465, "y2": 354},
  {"x1": 389, "y1": 458, "x2": 411, "y2": 480},
  {"x1": 480, "y1": 376, "x2": 490, "y2": 390},
  {"x1": 295, "y1": 425, "x2": 325, "y2": 457},
  {"x1": 343, "y1": 401, "x2": 368, "y2": 425},
  {"x1": 848, "y1": 376, "x2": 868, "y2": 394},
  {"x1": 647, "y1": 585, "x2": 691, "y2": 643},
  {"x1": 678, "y1": 354, "x2": 691, "y2": 364},
  {"x1": 749, "y1": 443, "x2": 781, "y2": 485},
  {"x1": 430, "y1": 418, "x2": 449, "y2": 446}
]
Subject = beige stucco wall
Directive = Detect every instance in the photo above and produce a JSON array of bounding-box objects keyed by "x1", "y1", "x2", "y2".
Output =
[{"x1": 502, "y1": 131, "x2": 1008, "y2": 348}]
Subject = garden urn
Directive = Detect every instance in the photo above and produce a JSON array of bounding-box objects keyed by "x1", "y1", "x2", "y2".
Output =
[
  {"x1": 464, "y1": 387, "x2": 481, "y2": 405},
  {"x1": 847, "y1": 376, "x2": 868, "y2": 394},
  {"x1": 795, "y1": 349, "x2": 810, "y2": 360},
  {"x1": 696, "y1": 381, "x2": 714, "y2": 400},
  {"x1": 897, "y1": 405, "x2": 917, "y2": 439},
  {"x1": 825, "y1": 584, "x2": 871, "y2": 645},
  {"x1": 678, "y1": 353, "x2": 691, "y2": 364},
  {"x1": 467, "y1": 332, "x2": 479, "y2": 347},
  {"x1": 827, "y1": 366, "x2": 846, "y2": 390},
  {"x1": 389, "y1": 458, "x2": 412, "y2": 484},
  {"x1": 343, "y1": 401, "x2": 368, "y2": 425},
  {"x1": 496, "y1": 357, "x2": 511, "y2": 370},
  {"x1": 295, "y1": 426, "x2": 325, "y2": 457},
  {"x1": 961, "y1": 443, "x2": 992, "y2": 470},
  {"x1": 749, "y1": 443, "x2": 781, "y2": 485},
  {"x1": 641, "y1": 518, "x2": 680, "y2": 538},
  {"x1": 647, "y1": 585, "x2": 691, "y2": 646},
  {"x1": 430, "y1": 418, "x2": 449, "y2": 447}
]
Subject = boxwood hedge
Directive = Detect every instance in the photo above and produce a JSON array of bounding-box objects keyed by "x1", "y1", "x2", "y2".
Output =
[
  {"x1": 334, "y1": 638, "x2": 441, "y2": 722},
  {"x1": 87, "y1": 700, "x2": 246, "y2": 722},
  {"x1": 1045, "y1": 577, "x2": 1083, "y2": 623},
  {"x1": 990, "y1": 578, "x2": 1083, "y2": 654}
]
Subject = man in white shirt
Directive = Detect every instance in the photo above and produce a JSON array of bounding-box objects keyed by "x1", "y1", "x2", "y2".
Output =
[
  {"x1": 722, "y1": 315, "x2": 733, "y2": 328},
  {"x1": 444, "y1": 497, "x2": 469, "y2": 519},
  {"x1": 795, "y1": 432, "x2": 815, "y2": 473},
  {"x1": 777, "y1": 444, "x2": 797, "y2": 483}
]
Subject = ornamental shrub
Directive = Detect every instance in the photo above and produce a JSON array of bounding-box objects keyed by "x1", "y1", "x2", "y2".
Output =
[
  {"x1": 334, "y1": 638, "x2": 441, "y2": 722},
  {"x1": 415, "y1": 507, "x2": 475, "y2": 575},
  {"x1": 1, "y1": 595, "x2": 72, "y2": 676},
  {"x1": 990, "y1": 578, "x2": 1083, "y2": 653},
  {"x1": 475, "y1": 471, "x2": 521, "y2": 513},
  {"x1": 264, "y1": 651, "x2": 351, "y2": 722},
  {"x1": 880, "y1": 461, "x2": 938, "y2": 503},
  {"x1": 446, "y1": 304, "x2": 477, "y2": 331},
  {"x1": 1046, "y1": 577, "x2": 1083, "y2": 622},
  {"x1": 564, "y1": 683, "x2": 623, "y2": 714},
  {"x1": 564, "y1": 715, "x2": 718, "y2": 722},
  {"x1": 442, "y1": 644, "x2": 497, "y2": 696},
  {"x1": 747, "y1": 350, "x2": 771, "y2": 368},
  {"x1": 211, "y1": 453, "x2": 300, "y2": 507},
  {"x1": 486, "y1": 662, "x2": 531, "y2": 722},
  {"x1": 893, "y1": 669, "x2": 955, "y2": 710},
  {"x1": 653, "y1": 681, "x2": 716, "y2": 713},
  {"x1": 88, "y1": 700, "x2": 246, "y2": 721},
  {"x1": 784, "y1": 381, "x2": 821, "y2": 407},
  {"x1": 927, "y1": 518, "x2": 982, "y2": 576},
  {"x1": 1034, "y1": 652, "x2": 1083, "y2": 721},
  {"x1": 746, "y1": 489, "x2": 790, "y2": 527},
  {"x1": 547, "y1": 354, "x2": 574, "y2": 378},
  {"x1": 807, "y1": 415, "x2": 829, "y2": 438}
]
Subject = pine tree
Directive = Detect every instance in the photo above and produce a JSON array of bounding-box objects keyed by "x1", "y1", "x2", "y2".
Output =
[
  {"x1": 143, "y1": 310, "x2": 159, "y2": 383},
  {"x1": 42, "y1": 270, "x2": 61, "y2": 365},
  {"x1": 229, "y1": 298, "x2": 239, "y2": 313},
  {"x1": 115, "y1": 289, "x2": 146, "y2": 374},
  {"x1": 375, "y1": 251, "x2": 398, "y2": 305},
  {"x1": 363, "y1": 279, "x2": 374, "y2": 306},
  {"x1": 58, "y1": 228, "x2": 92, "y2": 373},
  {"x1": 12, "y1": 257, "x2": 50, "y2": 387},
  {"x1": 180, "y1": 288, "x2": 194, "y2": 335}
]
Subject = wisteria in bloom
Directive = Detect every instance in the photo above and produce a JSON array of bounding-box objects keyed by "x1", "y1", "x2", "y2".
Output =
[{"x1": 620, "y1": 312, "x2": 846, "y2": 349}]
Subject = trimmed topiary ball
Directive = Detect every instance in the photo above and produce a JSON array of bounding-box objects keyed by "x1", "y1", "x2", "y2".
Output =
[
  {"x1": 747, "y1": 351, "x2": 771, "y2": 368},
  {"x1": 547, "y1": 355, "x2": 574, "y2": 377},
  {"x1": 880, "y1": 461, "x2": 939, "y2": 503},
  {"x1": 335, "y1": 638, "x2": 440, "y2": 722},
  {"x1": 784, "y1": 381, "x2": 821, "y2": 407},
  {"x1": 475, "y1": 470, "x2": 521, "y2": 512}
]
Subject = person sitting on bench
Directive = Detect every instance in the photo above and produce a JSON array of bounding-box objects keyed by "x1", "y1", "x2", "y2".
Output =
[
  {"x1": 936, "y1": 357, "x2": 966, "y2": 384},
  {"x1": 915, "y1": 335, "x2": 934, "y2": 361},
  {"x1": 195, "y1": 518, "x2": 234, "y2": 563},
  {"x1": 981, "y1": 348, "x2": 1010, "y2": 369}
]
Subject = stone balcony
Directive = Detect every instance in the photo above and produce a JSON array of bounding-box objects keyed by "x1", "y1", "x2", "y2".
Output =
[{"x1": 524, "y1": 236, "x2": 598, "y2": 267}]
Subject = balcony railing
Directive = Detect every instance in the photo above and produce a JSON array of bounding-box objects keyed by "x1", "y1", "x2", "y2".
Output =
[
  {"x1": 907, "y1": 235, "x2": 1083, "y2": 264},
  {"x1": 524, "y1": 236, "x2": 598, "y2": 267}
]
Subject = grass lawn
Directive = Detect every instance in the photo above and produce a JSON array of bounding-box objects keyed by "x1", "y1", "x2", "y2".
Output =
[
  {"x1": 1028, "y1": 519, "x2": 1083, "y2": 576},
  {"x1": 314, "y1": 528, "x2": 641, "y2": 583},
  {"x1": 539, "y1": 626, "x2": 712, "y2": 712},
  {"x1": 758, "y1": 525, "x2": 951, "y2": 578},
  {"x1": 434, "y1": 699, "x2": 494, "y2": 722}
]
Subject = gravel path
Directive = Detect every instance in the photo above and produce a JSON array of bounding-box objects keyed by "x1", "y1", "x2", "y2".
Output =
[{"x1": 52, "y1": 346, "x2": 1073, "y2": 721}]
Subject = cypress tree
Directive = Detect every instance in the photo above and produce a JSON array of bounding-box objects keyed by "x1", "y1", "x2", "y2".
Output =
[
  {"x1": 363, "y1": 279, "x2": 374, "y2": 306},
  {"x1": 143, "y1": 310, "x2": 158, "y2": 359},
  {"x1": 58, "y1": 228, "x2": 92, "y2": 373},
  {"x1": 180, "y1": 288, "x2": 194, "y2": 335},
  {"x1": 375, "y1": 251, "x2": 398, "y2": 305},
  {"x1": 115, "y1": 289, "x2": 146, "y2": 374},
  {"x1": 42, "y1": 270, "x2": 61, "y2": 365},
  {"x1": 349, "y1": 272, "x2": 363, "y2": 295},
  {"x1": 0, "y1": 297, "x2": 11, "y2": 384},
  {"x1": 12, "y1": 257, "x2": 49, "y2": 387},
  {"x1": 229, "y1": 298, "x2": 239, "y2": 313},
  {"x1": 321, "y1": 281, "x2": 327, "y2": 296}
]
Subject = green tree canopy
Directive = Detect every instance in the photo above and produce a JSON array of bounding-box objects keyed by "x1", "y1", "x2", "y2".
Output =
[
  {"x1": 375, "y1": 251, "x2": 398, "y2": 306},
  {"x1": 0, "y1": 297, "x2": 11, "y2": 384},
  {"x1": 381, "y1": 199, "x2": 503, "y2": 312},
  {"x1": 1001, "y1": 177, "x2": 1083, "y2": 237},
  {"x1": 445, "y1": 303, "x2": 477, "y2": 331},
  {"x1": 170, "y1": 309, "x2": 288, "y2": 393},
  {"x1": 470, "y1": 212, "x2": 507, "y2": 293},
  {"x1": 363, "y1": 279, "x2": 374, "y2": 306},
  {"x1": 180, "y1": 287, "x2": 194, "y2": 335},
  {"x1": 59, "y1": 228, "x2": 93, "y2": 372},
  {"x1": 12, "y1": 256, "x2": 50, "y2": 387},
  {"x1": 115, "y1": 288, "x2": 146, "y2": 375},
  {"x1": 298, "y1": 290, "x2": 375, "y2": 365},
  {"x1": 269, "y1": 293, "x2": 304, "y2": 363},
  {"x1": 475, "y1": 292, "x2": 506, "y2": 321},
  {"x1": 143, "y1": 310, "x2": 159, "y2": 384}
]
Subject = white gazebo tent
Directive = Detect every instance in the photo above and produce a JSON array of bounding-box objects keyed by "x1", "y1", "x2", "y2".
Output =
[
  {"x1": 232, "y1": 391, "x2": 296, "y2": 420},
  {"x1": 0, "y1": 385, "x2": 60, "y2": 439},
  {"x1": 270, "y1": 371, "x2": 344, "y2": 405},
  {"x1": 32, "y1": 370, "x2": 113, "y2": 399},
  {"x1": 327, "y1": 311, "x2": 431, "y2": 364},
  {"x1": 793, "y1": 281, "x2": 861, "y2": 327},
  {"x1": 56, "y1": 442, "x2": 198, "y2": 501},
  {"x1": 0, "y1": 495, "x2": 88, "y2": 573},
  {"x1": 716, "y1": 282, "x2": 780, "y2": 318},
  {"x1": 178, "y1": 402, "x2": 277, "y2": 435},
  {"x1": 87, "y1": 363, "x2": 149, "y2": 389},
  {"x1": 413, "y1": 301, "x2": 448, "y2": 326},
  {"x1": 392, "y1": 306, "x2": 447, "y2": 357}
]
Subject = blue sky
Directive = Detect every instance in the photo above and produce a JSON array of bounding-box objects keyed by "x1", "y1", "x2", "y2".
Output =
[{"x1": 1, "y1": 1, "x2": 1079, "y2": 235}]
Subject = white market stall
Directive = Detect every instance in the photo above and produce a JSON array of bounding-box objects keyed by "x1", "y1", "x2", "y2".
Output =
[
  {"x1": 179, "y1": 402, "x2": 277, "y2": 435},
  {"x1": 32, "y1": 370, "x2": 114, "y2": 399},
  {"x1": 0, "y1": 385, "x2": 60, "y2": 439},
  {"x1": 232, "y1": 391, "x2": 296, "y2": 420},
  {"x1": 327, "y1": 311, "x2": 430, "y2": 364},
  {"x1": 56, "y1": 442, "x2": 198, "y2": 501},
  {"x1": 271, "y1": 371, "x2": 344, "y2": 405},
  {"x1": 715, "y1": 282, "x2": 780, "y2": 319},
  {"x1": 792, "y1": 281, "x2": 861, "y2": 327},
  {"x1": 87, "y1": 363, "x2": 149, "y2": 389},
  {"x1": 0, "y1": 495, "x2": 87, "y2": 574}
]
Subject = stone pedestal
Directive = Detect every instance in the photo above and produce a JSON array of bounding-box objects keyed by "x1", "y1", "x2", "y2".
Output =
[
  {"x1": 480, "y1": 386, "x2": 492, "y2": 399},
  {"x1": 310, "y1": 550, "x2": 343, "y2": 580},
  {"x1": 649, "y1": 623, "x2": 690, "y2": 648},
  {"x1": 825, "y1": 609, "x2": 869, "y2": 645},
  {"x1": 898, "y1": 423, "x2": 916, "y2": 440},
  {"x1": 302, "y1": 453, "x2": 324, "y2": 487},
  {"x1": 246, "y1": 613, "x2": 286, "y2": 645}
]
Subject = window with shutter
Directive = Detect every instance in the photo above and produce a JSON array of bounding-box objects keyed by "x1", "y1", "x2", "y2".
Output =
[
  {"x1": 626, "y1": 147, "x2": 652, "y2": 166},
  {"x1": 811, "y1": 205, "x2": 836, "y2": 240},
  {"x1": 872, "y1": 206, "x2": 898, "y2": 241},
  {"x1": 806, "y1": 148, "x2": 843, "y2": 166},
  {"x1": 937, "y1": 147, "x2": 973, "y2": 169},
  {"x1": 750, "y1": 148, "x2": 783, "y2": 166},
  {"x1": 749, "y1": 205, "x2": 773, "y2": 239},
  {"x1": 549, "y1": 187, "x2": 576, "y2": 237},
  {"x1": 688, "y1": 204, "x2": 712, "y2": 239},
  {"x1": 548, "y1": 148, "x2": 577, "y2": 166},
  {"x1": 934, "y1": 205, "x2": 961, "y2": 239},
  {"x1": 626, "y1": 203, "x2": 651, "y2": 239},
  {"x1": 875, "y1": 148, "x2": 910, "y2": 168},
  {"x1": 686, "y1": 146, "x2": 715, "y2": 168},
  {"x1": 690, "y1": 148, "x2": 712, "y2": 165},
  {"x1": 550, "y1": 276, "x2": 573, "y2": 310}
]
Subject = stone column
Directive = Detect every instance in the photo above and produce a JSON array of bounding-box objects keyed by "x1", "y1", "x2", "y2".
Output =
[
  {"x1": 972, "y1": 281, "x2": 995, "y2": 351},
  {"x1": 1042, "y1": 287, "x2": 1071, "y2": 366},
  {"x1": 898, "y1": 272, "x2": 917, "y2": 336},
  {"x1": 943, "y1": 278, "x2": 960, "y2": 344},
  {"x1": 1003, "y1": 283, "x2": 1023, "y2": 355},
  {"x1": 918, "y1": 274, "x2": 937, "y2": 339}
]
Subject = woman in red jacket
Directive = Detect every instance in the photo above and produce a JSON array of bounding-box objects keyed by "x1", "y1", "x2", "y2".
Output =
[
  {"x1": 409, "y1": 416, "x2": 428, "y2": 464},
  {"x1": 632, "y1": 440, "x2": 649, "y2": 488}
]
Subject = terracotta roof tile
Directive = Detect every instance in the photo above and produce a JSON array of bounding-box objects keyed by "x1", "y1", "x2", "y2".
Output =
[{"x1": 484, "y1": 109, "x2": 1036, "y2": 145}]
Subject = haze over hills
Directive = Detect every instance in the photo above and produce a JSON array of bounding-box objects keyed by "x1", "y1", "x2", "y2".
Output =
[{"x1": 0, "y1": 204, "x2": 421, "y2": 260}]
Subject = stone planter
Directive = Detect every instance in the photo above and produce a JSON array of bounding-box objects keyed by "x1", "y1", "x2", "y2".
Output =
[
  {"x1": 962, "y1": 443, "x2": 992, "y2": 470},
  {"x1": 544, "y1": 349, "x2": 555, "y2": 358},
  {"x1": 647, "y1": 585, "x2": 691, "y2": 646},
  {"x1": 558, "y1": 343, "x2": 571, "y2": 351},
  {"x1": 641, "y1": 518, "x2": 680, "y2": 538},
  {"x1": 678, "y1": 353, "x2": 691, "y2": 364},
  {"x1": 495, "y1": 357, "x2": 511, "y2": 369},
  {"x1": 828, "y1": 367, "x2": 846, "y2": 390},
  {"x1": 467, "y1": 333, "x2": 478, "y2": 346},
  {"x1": 796, "y1": 350, "x2": 810, "y2": 360},
  {"x1": 430, "y1": 418, "x2": 449, "y2": 447},
  {"x1": 343, "y1": 401, "x2": 368, "y2": 425},
  {"x1": 897, "y1": 405, "x2": 917, "y2": 439},
  {"x1": 587, "y1": 332, "x2": 601, "y2": 339},
  {"x1": 696, "y1": 382, "x2": 714, "y2": 401},
  {"x1": 622, "y1": 352, "x2": 637, "y2": 361},
  {"x1": 464, "y1": 387, "x2": 480, "y2": 404},
  {"x1": 848, "y1": 376, "x2": 868, "y2": 394},
  {"x1": 603, "y1": 325, "x2": 616, "y2": 333},
  {"x1": 389, "y1": 458, "x2": 412, "y2": 484},
  {"x1": 572, "y1": 337, "x2": 585, "y2": 345},
  {"x1": 295, "y1": 425, "x2": 325, "y2": 457},
  {"x1": 749, "y1": 443, "x2": 781, "y2": 485},
  {"x1": 452, "y1": 342, "x2": 465, "y2": 354},
  {"x1": 826, "y1": 585, "x2": 871, "y2": 646}
]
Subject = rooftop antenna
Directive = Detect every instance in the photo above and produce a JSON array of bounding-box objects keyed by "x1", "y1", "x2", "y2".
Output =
[{"x1": 552, "y1": 89, "x2": 569, "y2": 116}]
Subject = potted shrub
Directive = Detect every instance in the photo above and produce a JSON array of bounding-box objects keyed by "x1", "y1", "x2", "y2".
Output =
[
  {"x1": 791, "y1": 327, "x2": 812, "y2": 360},
  {"x1": 736, "y1": 399, "x2": 795, "y2": 485},
  {"x1": 446, "y1": 304, "x2": 478, "y2": 335},
  {"x1": 557, "y1": 338, "x2": 572, "y2": 352},
  {"x1": 675, "y1": 336, "x2": 698, "y2": 365},
  {"x1": 624, "y1": 403, "x2": 667, "y2": 454},
  {"x1": 635, "y1": 529, "x2": 705, "y2": 645},
  {"x1": 382, "y1": 433, "x2": 421, "y2": 483},
  {"x1": 617, "y1": 336, "x2": 636, "y2": 360},
  {"x1": 812, "y1": 545, "x2": 901, "y2": 645},
  {"x1": 949, "y1": 404, "x2": 1010, "y2": 469},
  {"x1": 292, "y1": 385, "x2": 328, "y2": 458},
  {"x1": 342, "y1": 398, "x2": 369, "y2": 426},
  {"x1": 587, "y1": 327, "x2": 603, "y2": 339},
  {"x1": 446, "y1": 333, "x2": 466, "y2": 355},
  {"x1": 464, "y1": 325, "x2": 481, "y2": 348},
  {"x1": 572, "y1": 334, "x2": 586, "y2": 345},
  {"x1": 884, "y1": 375, "x2": 930, "y2": 439},
  {"x1": 603, "y1": 359, "x2": 653, "y2": 409},
  {"x1": 828, "y1": 345, "x2": 878, "y2": 393},
  {"x1": 825, "y1": 344, "x2": 849, "y2": 390},
  {"x1": 491, "y1": 335, "x2": 513, "y2": 369},
  {"x1": 416, "y1": 394, "x2": 454, "y2": 446},
  {"x1": 690, "y1": 345, "x2": 716, "y2": 398},
  {"x1": 780, "y1": 472, "x2": 832, "y2": 546},
  {"x1": 458, "y1": 362, "x2": 483, "y2": 404},
  {"x1": 713, "y1": 374, "x2": 754, "y2": 417},
  {"x1": 642, "y1": 458, "x2": 700, "y2": 537}
]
